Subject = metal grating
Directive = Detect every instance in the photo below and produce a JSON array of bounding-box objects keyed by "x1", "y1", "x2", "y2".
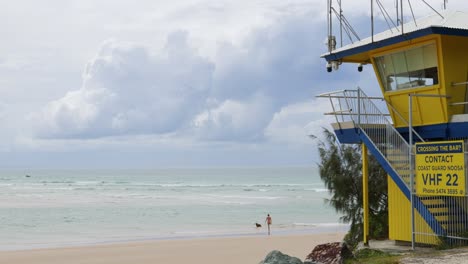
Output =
[{"x1": 317, "y1": 88, "x2": 468, "y2": 246}]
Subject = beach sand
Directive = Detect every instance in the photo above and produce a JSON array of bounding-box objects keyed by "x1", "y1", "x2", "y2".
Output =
[{"x1": 0, "y1": 232, "x2": 345, "y2": 264}]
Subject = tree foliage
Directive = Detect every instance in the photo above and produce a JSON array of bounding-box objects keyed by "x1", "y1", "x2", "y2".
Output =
[{"x1": 314, "y1": 128, "x2": 388, "y2": 247}]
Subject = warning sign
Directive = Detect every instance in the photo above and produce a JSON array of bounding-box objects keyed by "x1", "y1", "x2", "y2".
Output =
[{"x1": 416, "y1": 141, "x2": 465, "y2": 196}]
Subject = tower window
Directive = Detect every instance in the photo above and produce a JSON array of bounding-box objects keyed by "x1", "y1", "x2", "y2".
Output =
[{"x1": 374, "y1": 43, "x2": 438, "y2": 91}]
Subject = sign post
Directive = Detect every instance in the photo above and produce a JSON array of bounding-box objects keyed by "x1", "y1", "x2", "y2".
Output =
[{"x1": 416, "y1": 141, "x2": 465, "y2": 197}]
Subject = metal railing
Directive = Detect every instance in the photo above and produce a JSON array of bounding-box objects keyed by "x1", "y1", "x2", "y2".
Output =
[
  {"x1": 317, "y1": 88, "x2": 468, "y2": 246},
  {"x1": 413, "y1": 138, "x2": 468, "y2": 246},
  {"x1": 317, "y1": 88, "x2": 422, "y2": 187}
]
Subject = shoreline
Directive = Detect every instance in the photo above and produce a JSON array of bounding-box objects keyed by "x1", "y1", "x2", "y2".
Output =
[
  {"x1": 0, "y1": 232, "x2": 346, "y2": 264},
  {"x1": 0, "y1": 224, "x2": 349, "y2": 252}
]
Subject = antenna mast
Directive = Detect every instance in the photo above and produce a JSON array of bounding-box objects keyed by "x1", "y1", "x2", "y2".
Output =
[
  {"x1": 339, "y1": 0, "x2": 343, "y2": 47},
  {"x1": 327, "y1": 0, "x2": 336, "y2": 53},
  {"x1": 371, "y1": 0, "x2": 374, "y2": 43},
  {"x1": 400, "y1": 0, "x2": 404, "y2": 34},
  {"x1": 396, "y1": 0, "x2": 399, "y2": 26}
]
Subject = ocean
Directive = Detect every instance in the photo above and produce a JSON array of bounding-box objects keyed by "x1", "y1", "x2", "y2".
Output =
[{"x1": 0, "y1": 167, "x2": 347, "y2": 250}]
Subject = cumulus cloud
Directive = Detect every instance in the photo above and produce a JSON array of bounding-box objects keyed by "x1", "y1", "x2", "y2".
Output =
[
  {"x1": 192, "y1": 94, "x2": 275, "y2": 141},
  {"x1": 212, "y1": 14, "x2": 325, "y2": 103},
  {"x1": 33, "y1": 32, "x2": 214, "y2": 138},
  {"x1": 191, "y1": 11, "x2": 361, "y2": 141},
  {"x1": 265, "y1": 99, "x2": 333, "y2": 144},
  {"x1": 4, "y1": 1, "x2": 466, "y2": 168},
  {"x1": 32, "y1": 9, "x2": 359, "y2": 143}
]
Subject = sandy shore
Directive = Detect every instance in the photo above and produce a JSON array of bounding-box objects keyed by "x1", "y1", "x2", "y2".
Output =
[{"x1": 0, "y1": 232, "x2": 345, "y2": 264}]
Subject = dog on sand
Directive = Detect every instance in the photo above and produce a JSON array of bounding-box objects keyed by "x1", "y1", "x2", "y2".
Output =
[{"x1": 255, "y1": 222, "x2": 262, "y2": 228}]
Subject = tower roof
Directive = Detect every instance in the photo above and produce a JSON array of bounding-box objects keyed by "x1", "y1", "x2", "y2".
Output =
[{"x1": 323, "y1": 10, "x2": 468, "y2": 62}]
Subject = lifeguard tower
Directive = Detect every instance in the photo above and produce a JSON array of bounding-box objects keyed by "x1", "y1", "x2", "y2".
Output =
[{"x1": 319, "y1": 1, "x2": 468, "y2": 247}]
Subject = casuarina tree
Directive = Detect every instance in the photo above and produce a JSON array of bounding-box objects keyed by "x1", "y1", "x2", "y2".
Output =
[{"x1": 313, "y1": 128, "x2": 388, "y2": 248}]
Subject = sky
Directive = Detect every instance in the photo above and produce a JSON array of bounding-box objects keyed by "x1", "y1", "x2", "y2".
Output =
[{"x1": 0, "y1": 0, "x2": 466, "y2": 169}]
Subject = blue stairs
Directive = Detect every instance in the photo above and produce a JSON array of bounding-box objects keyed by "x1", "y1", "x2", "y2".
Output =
[{"x1": 317, "y1": 88, "x2": 458, "y2": 240}]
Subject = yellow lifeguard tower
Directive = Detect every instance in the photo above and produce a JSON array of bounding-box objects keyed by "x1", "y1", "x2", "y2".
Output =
[{"x1": 319, "y1": 2, "x2": 468, "y2": 248}]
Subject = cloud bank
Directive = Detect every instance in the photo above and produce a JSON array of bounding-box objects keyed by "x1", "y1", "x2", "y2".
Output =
[
  {"x1": 32, "y1": 9, "x2": 357, "y2": 145},
  {"x1": 4, "y1": 0, "x2": 464, "y2": 167},
  {"x1": 34, "y1": 32, "x2": 214, "y2": 139}
]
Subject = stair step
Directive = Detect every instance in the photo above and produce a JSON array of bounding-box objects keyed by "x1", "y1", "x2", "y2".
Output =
[
  {"x1": 393, "y1": 166, "x2": 410, "y2": 170},
  {"x1": 386, "y1": 153, "x2": 407, "y2": 157},
  {"x1": 421, "y1": 201, "x2": 444, "y2": 206},
  {"x1": 391, "y1": 167, "x2": 410, "y2": 171},
  {"x1": 425, "y1": 204, "x2": 447, "y2": 209},
  {"x1": 394, "y1": 172, "x2": 411, "y2": 176},
  {"x1": 420, "y1": 196, "x2": 443, "y2": 201},
  {"x1": 440, "y1": 219, "x2": 468, "y2": 225},
  {"x1": 358, "y1": 121, "x2": 468, "y2": 232},
  {"x1": 387, "y1": 156, "x2": 410, "y2": 159},
  {"x1": 432, "y1": 211, "x2": 459, "y2": 217},
  {"x1": 388, "y1": 159, "x2": 407, "y2": 163}
]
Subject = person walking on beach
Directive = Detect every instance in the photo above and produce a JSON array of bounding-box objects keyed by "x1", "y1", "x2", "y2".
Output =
[{"x1": 265, "y1": 214, "x2": 272, "y2": 235}]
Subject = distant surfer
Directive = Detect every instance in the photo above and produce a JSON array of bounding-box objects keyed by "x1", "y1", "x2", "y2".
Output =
[{"x1": 265, "y1": 214, "x2": 272, "y2": 235}]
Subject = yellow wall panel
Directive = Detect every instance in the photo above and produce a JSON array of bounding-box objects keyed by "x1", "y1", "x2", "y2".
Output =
[
  {"x1": 388, "y1": 175, "x2": 411, "y2": 241},
  {"x1": 388, "y1": 176, "x2": 439, "y2": 245},
  {"x1": 440, "y1": 35, "x2": 468, "y2": 115},
  {"x1": 373, "y1": 35, "x2": 468, "y2": 127},
  {"x1": 340, "y1": 34, "x2": 468, "y2": 124}
]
